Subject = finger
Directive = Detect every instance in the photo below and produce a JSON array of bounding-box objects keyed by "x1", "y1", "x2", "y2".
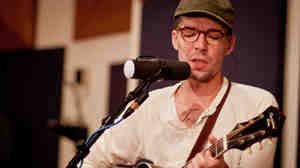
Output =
[
  {"x1": 208, "y1": 135, "x2": 218, "y2": 144},
  {"x1": 203, "y1": 148, "x2": 224, "y2": 162},
  {"x1": 190, "y1": 153, "x2": 205, "y2": 168},
  {"x1": 208, "y1": 135, "x2": 224, "y2": 158},
  {"x1": 203, "y1": 150, "x2": 227, "y2": 167},
  {"x1": 198, "y1": 153, "x2": 205, "y2": 163},
  {"x1": 203, "y1": 149, "x2": 216, "y2": 161}
]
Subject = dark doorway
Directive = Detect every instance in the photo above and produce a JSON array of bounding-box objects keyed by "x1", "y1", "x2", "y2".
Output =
[{"x1": 3, "y1": 48, "x2": 64, "y2": 168}]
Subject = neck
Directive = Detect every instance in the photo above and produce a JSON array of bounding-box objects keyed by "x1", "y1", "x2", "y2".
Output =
[
  {"x1": 180, "y1": 76, "x2": 223, "y2": 103},
  {"x1": 174, "y1": 75, "x2": 224, "y2": 127}
]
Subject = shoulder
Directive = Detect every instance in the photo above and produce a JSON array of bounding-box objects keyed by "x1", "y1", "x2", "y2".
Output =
[
  {"x1": 133, "y1": 83, "x2": 179, "y2": 123},
  {"x1": 227, "y1": 81, "x2": 279, "y2": 118},
  {"x1": 230, "y1": 82, "x2": 277, "y2": 102},
  {"x1": 137, "y1": 82, "x2": 179, "y2": 110},
  {"x1": 149, "y1": 83, "x2": 179, "y2": 98}
]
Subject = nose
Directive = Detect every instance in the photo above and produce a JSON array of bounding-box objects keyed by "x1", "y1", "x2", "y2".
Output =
[{"x1": 193, "y1": 33, "x2": 208, "y2": 51}]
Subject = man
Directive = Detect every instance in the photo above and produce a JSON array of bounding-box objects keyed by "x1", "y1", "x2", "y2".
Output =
[{"x1": 82, "y1": 0, "x2": 278, "y2": 167}]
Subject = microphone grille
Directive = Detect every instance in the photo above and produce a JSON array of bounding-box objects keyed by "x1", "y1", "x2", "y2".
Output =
[{"x1": 123, "y1": 60, "x2": 135, "y2": 79}]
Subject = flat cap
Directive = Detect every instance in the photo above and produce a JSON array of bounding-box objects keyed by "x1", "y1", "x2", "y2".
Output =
[{"x1": 174, "y1": 0, "x2": 235, "y2": 29}]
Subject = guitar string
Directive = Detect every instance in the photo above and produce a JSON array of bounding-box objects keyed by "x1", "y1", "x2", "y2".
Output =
[
  {"x1": 207, "y1": 130, "x2": 267, "y2": 158},
  {"x1": 204, "y1": 113, "x2": 265, "y2": 156},
  {"x1": 210, "y1": 111, "x2": 267, "y2": 155}
]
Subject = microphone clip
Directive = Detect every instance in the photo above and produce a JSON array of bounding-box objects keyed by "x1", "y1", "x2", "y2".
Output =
[{"x1": 135, "y1": 56, "x2": 166, "y2": 82}]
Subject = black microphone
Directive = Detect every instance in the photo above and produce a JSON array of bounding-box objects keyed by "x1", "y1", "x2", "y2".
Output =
[{"x1": 123, "y1": 58, "x2": 191, "y2": 81}]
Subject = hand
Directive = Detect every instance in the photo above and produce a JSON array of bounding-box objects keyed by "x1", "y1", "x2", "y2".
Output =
[{"x1": 185, "y1": 135, "x2": 229, "y2": 168}]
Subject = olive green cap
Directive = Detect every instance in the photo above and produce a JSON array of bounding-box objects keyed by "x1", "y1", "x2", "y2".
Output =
[{"x1": 174, "y1": 0, "x2": 235, "y2": 29}]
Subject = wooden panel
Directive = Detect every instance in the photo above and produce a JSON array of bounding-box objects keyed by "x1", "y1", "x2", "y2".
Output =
[
  {"x1": 75, "y1": 0, "x2": 132, "y2": 40},
  {"x1": 0, "y1": 0, "x2": 37, "y2": 50}
]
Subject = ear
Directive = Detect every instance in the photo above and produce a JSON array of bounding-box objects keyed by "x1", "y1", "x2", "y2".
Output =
[
  {"x1": 225, "y1": 35, "x2": 236, "y2": 55},
  {"x1": 171, "y1": 30, "x2": 179, "y2": 50}
]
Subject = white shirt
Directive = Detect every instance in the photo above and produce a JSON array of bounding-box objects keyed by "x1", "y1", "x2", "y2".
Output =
[{"x1": 82, "y1": 78, "x2": 279, "y2": 168}]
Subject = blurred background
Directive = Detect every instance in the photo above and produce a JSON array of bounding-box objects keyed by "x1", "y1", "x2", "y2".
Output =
[{"x1": 3, "y1": 0, "x2": 299, "y2": 168}]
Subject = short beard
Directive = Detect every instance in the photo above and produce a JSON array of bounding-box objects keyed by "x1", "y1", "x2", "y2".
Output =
[{"x1": 190, "y1": 71, "x2": 215, "y2": 83}]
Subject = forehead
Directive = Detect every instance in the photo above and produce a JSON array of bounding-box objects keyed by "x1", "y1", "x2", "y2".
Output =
[{"x1": 179, "y1": 16, "x2": 224, "y2": 30}]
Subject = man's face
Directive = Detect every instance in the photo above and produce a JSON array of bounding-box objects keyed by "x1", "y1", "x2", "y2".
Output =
[{"x1": 172, "y1": 16, "x2": 235, "y2": 82}]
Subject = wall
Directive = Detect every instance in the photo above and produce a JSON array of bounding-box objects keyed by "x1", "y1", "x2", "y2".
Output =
[
  {"x1": 35, "y1": 0, "x2": 142, "y2": 167},
  {"x1": 0, "y1": 0, "x2": 37, "y2": 49},
  {"x1": 282, "y1": 0, "x2": 300, "y2": 167}
]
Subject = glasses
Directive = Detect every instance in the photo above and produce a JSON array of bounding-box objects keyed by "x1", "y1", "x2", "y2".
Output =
[{"x1": 176, "y1": 26, "x2": 226, "y2": 45}]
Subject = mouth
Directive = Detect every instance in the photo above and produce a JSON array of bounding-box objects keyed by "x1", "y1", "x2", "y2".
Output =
[
  {"x1": 190, "y1": 58, "x2": 209, "y2": 69},
  {"x1": 190, "y1": 56, "x2": 208, "y2": 63},
  {"x1": 191, "y1": 59, "x2": 207, "y2": 63}
]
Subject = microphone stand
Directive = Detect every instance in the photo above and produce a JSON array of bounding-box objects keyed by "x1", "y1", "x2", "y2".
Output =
[
  {"x1": 65, "y1": 79, "x2": 154, "y2": 168},
  {"x1": 101, "y1": 80, "x2": 152, "y2": 126}
]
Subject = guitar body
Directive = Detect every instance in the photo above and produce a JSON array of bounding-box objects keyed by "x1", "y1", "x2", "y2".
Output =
[{"x1": 113, "y1": 159, "x2": 155, "y2": 168}]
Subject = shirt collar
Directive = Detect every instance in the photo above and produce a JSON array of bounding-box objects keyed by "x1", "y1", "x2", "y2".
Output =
[
  {"x1": 164, "y1": 77, "x2": 230, "y2": 127},
  {"x1": 202, "y1": 77, "x2": 229, "y2": 117}
]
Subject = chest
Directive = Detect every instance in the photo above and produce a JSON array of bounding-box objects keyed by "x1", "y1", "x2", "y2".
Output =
[
  {"x1": 142, "y1": 122, "x2": 200, "y2": 167},
  {"x1": 175, "y1": 102, "x2": 207, "y2": 128}
]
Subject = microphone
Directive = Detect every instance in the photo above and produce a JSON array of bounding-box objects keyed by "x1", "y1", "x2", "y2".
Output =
[{"x1": 123, "y1": 58, "x2": 191, "y2": 81}]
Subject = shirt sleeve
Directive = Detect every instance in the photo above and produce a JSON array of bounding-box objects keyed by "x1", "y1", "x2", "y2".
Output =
[
  {"x1": 81, "y1": 103, "x2": 147, "y2": 168},
  {"x1": 239, "y1": 90, "x2": 279, "y2": 168},
  {"x1": 238, "y1": 138, "x2": 277, "y2": 168}
]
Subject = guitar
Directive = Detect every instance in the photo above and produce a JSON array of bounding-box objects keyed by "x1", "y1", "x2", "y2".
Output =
[{"x1": 114, "y1": 106, "x2": 285, "y2": 168}]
